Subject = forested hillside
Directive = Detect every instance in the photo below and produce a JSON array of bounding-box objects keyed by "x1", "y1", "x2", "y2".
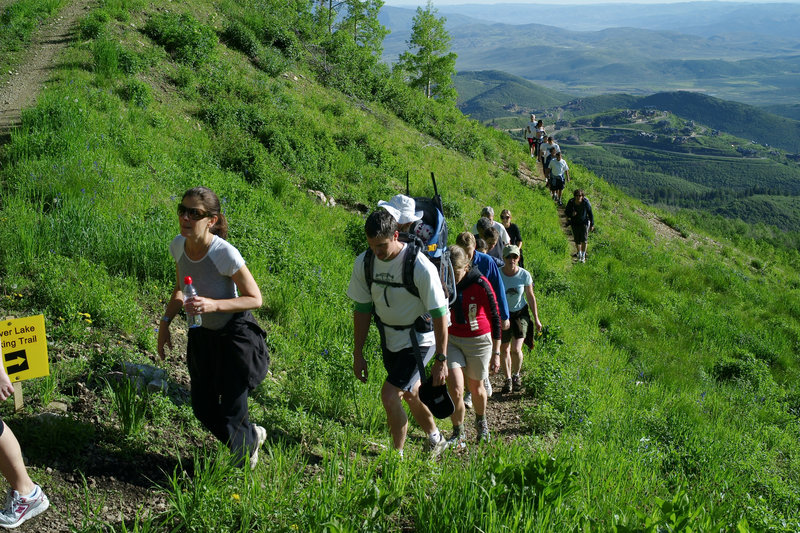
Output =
[{"x1": 1, "y1": 1, "x2": 800, "y2": 531}]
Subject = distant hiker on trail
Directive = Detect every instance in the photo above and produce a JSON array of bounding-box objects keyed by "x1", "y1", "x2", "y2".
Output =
[
  {"x1": 548, "y1": 151, "x2": 570, "y2": 206},
  {"x1": 158, "y1": 186, "x2": 269, "y2": 470},
  {"x1": 455, "y1": 231, "x2": 510, "y2": 405},
  {"x1": 525, "y1": 113, "x2": 537, "y2": 158},
  {"x1": 445, "y1": 245, "x2": 502, "y2": 447},
  {"x1": 499, "y1": 245, "x2": 542, "y2": 394},
  {"x1": 565, "y1": 189, "x2": 595, "y2": 263},
  {"x1": 538, "y1": 136, "x2": 552, "y2": 165},
  {"x1": 0, "y1": 351, "x2": 49, "y2": 529},
  {"x1": 348, "y1": 209, "x2": 450, "y2": 458},
  {"x1": 483, "y1": 227, "x2": 503, "y2": 263},
  {"x1": 472, "y1": 207, "x2": 510, "y2": 250},
  {"x1": 378, "y1": 194, "x2": 434, "y2": 245},
  {"x1": 500, "y1": 209, "x2": 524, "y2": 268},
  {"x1": 534, "y1": 119, "x2": 545, "y2": 158},
  {"x1": 544, "y1": 147, "x2": 556, "y2": 196}
]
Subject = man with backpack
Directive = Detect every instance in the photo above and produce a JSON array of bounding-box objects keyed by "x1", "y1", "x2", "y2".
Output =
[
  {"x1": 348, "y1": 209, "x2": 450, "y2": 458},
  {"x1": 565, "y1": 189, "x2": 595, "y2": 263}
]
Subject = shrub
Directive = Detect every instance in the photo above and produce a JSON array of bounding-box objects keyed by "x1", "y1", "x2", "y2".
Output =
[
  {"x1": 221, "y1": 20, "x2": 260, "y2": 58},
  {"x1": 119, "y1": 79, "x2": 151, "y2": 108},
  {"x1": 143, "y1": 12, "x2": 216, "y2": 66},
  {"x1": 118, "y1": 47, "x2": 142, "y2": 74},
  {"x1": 79, "y1": 10, "x2": 109, "y2": 39}
]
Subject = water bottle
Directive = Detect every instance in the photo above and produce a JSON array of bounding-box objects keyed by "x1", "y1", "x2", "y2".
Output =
[{"x1": 183, "y1": 276, "x2": 202, "y2": 328}]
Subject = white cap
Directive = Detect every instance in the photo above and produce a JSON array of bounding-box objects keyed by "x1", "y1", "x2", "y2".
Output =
[{"x1": 378, "y1": 194, "x2": 423, "y2": 225}]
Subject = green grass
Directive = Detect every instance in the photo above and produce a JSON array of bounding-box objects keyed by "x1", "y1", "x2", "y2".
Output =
[{"x1": 1, "y1": 0, "x2": 799, "y2": 531}]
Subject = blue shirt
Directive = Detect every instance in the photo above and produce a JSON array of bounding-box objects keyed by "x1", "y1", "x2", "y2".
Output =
[{"x1": 472, "y1": 251, "x2": 510, "y2": 320}]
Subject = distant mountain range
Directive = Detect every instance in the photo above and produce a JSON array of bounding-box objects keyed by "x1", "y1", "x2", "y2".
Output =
[{"x1": 379, "y1": 2, "x2": 800, "y2": 105}]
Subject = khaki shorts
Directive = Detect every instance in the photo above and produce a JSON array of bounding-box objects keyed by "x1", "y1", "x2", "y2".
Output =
[{"x1": 447, "y1": 333, "x2": 492, "y2": 381}]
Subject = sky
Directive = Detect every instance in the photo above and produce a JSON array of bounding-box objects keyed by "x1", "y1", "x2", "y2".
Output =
[{"x1": 386, "y1": 0, "x2": 796, "y2": 5}]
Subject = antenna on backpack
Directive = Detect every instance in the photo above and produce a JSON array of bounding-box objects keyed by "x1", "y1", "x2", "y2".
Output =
[{"x1": 406, "y1": 170, "x2": 410, "y2": 196}]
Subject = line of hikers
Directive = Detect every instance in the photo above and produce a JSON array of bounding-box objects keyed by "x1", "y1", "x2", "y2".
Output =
[{"x1": 348, "y1": 179, "x2": 594, "y2": 456}]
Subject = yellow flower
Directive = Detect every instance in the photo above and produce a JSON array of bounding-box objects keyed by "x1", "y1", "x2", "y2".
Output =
[{"x1": 231, "y1": 493, "x2": 240, "y2": 501}]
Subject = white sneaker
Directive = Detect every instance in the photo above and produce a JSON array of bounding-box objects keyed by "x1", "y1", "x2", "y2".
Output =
[
  {"x1": 426, "y1": 434, "x2": 450, "y2": 458},
  {"x1": 249, "y1": 424, "x2": 267, "y2": 470},
  {"x1": 463, "y1": 391, "x2": 473, "y2": 409},
  {"x1": 484, "y1": 377, "x2": 493, "y2": 398},
  {"x1": 0, "y1": 485, "x2": 49, "y2": 529}
]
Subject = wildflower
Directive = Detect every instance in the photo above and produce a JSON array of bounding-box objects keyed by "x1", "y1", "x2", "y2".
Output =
[
  {"x1": 231, "y1": 493, "x2": 240, "y2": 501},
  {"x1": 84, "y1": 319, "x2": 92, "y2": 324}
]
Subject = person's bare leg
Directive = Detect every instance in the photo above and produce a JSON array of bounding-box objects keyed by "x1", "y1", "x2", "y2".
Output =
[
  {"x1": 402, "y1": 381, "x2": 437, "y2": 435},
  {"x1": 468, "y1": 378, "x2": 487, "y2": 417},
  {"x1": 381, "y1": 382, "x2": 409, "y2": 451},
  {"x1": 0, "y1": 423, "x2": 35, "y2": 496},
  {"x1": 510, "y1": 337, "x2": 525, "y2": 375},
  {"x1": 446, "y1": 368, "x2": 465, "y2": 428}
]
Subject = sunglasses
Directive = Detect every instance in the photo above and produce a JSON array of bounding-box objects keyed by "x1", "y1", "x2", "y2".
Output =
[
  {"x1": 177, "y1": 203, "x2": 211, "y2": 220},
  {"x1": 501, "y1": 215, "x2": 510, "y2": 220}
]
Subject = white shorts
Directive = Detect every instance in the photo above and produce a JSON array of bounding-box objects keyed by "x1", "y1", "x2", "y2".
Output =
[{"x1": 447, "y1": 333, "x2": 492, "y2": 381}]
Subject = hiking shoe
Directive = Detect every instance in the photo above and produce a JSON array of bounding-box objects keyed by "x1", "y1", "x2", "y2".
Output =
[
  {"x1": 512, "y1": 374, "x2": 522, "y2": 391},
  {"x1": 426, "y1": 434, "x2": 450, "y2": 458},
  {"x1": 502, "y1": 378, "x2": 512, "y2": 394},
  {"x1": 463, "y1": 391, "x2": 473, "y2": 409},
  {"x1": 448, "y1": 431, "x2": 467, "y2": 451},
  {"x1": 249, "y1": 424, "x2": 267, "y2": 470},
  {"x1": 0, "y1": 485, "x2": 49, "y2": 529},
  {"x1": 476, "y1": 419, "x2": 491, "y2": 443},
  {"x1": 484, "y1": 377, "x2": 493, "y2": 398}
]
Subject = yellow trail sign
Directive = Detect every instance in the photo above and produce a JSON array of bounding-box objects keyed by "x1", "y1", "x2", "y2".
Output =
[{"x1": 1, "y1": 315, "x2": 50, "y2": 382}]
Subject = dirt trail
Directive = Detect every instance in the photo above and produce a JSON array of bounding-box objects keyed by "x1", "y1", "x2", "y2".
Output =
[
  {"x1": 0, "y1": 0, "x2": 92, "y2": 141},
  {"x1": 519, "y1": 157, "x2": 577, "y2": 258}
]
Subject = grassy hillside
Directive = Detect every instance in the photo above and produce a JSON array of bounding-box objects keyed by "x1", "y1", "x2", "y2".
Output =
[{"x1": 2, "y1": 0, "x2": 800, "y2": 531}]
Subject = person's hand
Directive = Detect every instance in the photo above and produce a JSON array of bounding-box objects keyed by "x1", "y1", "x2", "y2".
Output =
[
  {"x1": 432, "y1": 360, "x2": 448, "y2": 386},
  {"x1": 184, "y1": 296, "x2": 216, "y2": 315},
  {"x1": 0, "y1": 372, "x2": 14, "y2": 401},
  {"x1": 490, "y1": 355, "x2": 501, "y2": 374},
  {"x1": 590, "y1": 225, "x2": 595, "y2": 232},
  {"x1": 157, "y1": 323, "x2": 173, "y2": 361},
  {"x1": 535, "y1": 318, "x2": 543, "y2": 332},
  {"x1": 353, "y1": 354, "x2": 368, "y2": 383},
  {"x1": 501, "y1": 319, "x2": 510, "y2": 331}
]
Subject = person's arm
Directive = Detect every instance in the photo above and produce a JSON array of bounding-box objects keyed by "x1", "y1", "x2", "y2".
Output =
[
  {"x1": 158, "y1": 266, "x2": 185, "y2": 360},
  {"x1": 586, "y1": 199, "x2": 594, "y2": 228},
  {"x1": 524, "y1": 283, "x2": 543, "y2": 332},
  {"x1": 431, "y1": 311, "x2": 449, "y2": 386},
  {"x1": 352, "y1": 306, "x2": 372, "y2": 383},
  {"x1": 185, "y1": 265, "x2": 262, "y2": 314},
  {"x1": 481, "y1": 279, "x2": 503, "y2": 373}
]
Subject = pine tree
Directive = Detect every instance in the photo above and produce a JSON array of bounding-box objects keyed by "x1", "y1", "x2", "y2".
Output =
[{"x1": 396, "y1": 0, "x2": 457, "y2": 102}]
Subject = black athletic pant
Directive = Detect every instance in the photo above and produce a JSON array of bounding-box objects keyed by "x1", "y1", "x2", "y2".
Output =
[{"x1": 187, "y1": 322, "x2": 258, "y2": 466}]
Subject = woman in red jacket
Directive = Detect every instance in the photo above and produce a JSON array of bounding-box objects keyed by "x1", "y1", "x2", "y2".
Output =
[{"x1": 446, "y1": 245, "x2": 502, "y2": 447}]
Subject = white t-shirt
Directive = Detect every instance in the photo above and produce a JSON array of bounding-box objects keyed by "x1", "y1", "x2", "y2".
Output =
[
  {"x1": 500, "y1": 267, "x2": 533, "y2": 313},
  {"x1": 170, "y1": 235, "x2": 245, "y2": 330},
  {"x1": 526, "y1": 121, "x2": 536, "y2": 139},
  {"x1": 548, "y1": 158, "x2": 569, "y2": 177},
  {"x1": 347, "y1": 243, "x2": 448, "y2": 352}
]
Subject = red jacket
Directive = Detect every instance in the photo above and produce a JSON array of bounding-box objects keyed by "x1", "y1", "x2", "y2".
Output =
[{"x1": 448, "y1": 269, "x2": 501, "y2": 340}]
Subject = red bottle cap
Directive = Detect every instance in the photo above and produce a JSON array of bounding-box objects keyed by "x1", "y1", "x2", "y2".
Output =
[{"x1": 184, "y1": 276, "x2": 193, "y2": 285}]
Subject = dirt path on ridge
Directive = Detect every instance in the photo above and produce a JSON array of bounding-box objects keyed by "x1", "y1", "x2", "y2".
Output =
[
  {"x1": 519, "y1": 158, "x2": 577, "y2": 260},
  {"x1": 0, "y1": 0, "x2": 93, "y2": 142}
]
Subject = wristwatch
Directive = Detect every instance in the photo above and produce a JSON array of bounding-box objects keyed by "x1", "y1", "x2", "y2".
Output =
[
  {"x1": 435, "y1": 353, "x2": 447, "y2": 362},
  {"x1": 493, "y1": 351, "x2": 500, "y2": 356}
]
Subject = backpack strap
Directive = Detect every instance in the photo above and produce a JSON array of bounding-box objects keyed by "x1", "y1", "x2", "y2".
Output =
[{"x1": 364, "y1": 240, "x2": 421, "y2": 299}]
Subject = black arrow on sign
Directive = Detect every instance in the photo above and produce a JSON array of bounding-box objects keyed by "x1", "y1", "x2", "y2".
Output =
[{"x1": 3, "y1": 349, "x2": 29, "y2": 375}]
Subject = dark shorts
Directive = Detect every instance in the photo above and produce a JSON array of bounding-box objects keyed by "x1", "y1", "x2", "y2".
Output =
[
  {"x1": 572, "y1": 222, "x2": 590, "y2": 243},
  {"x1": 383, "y1": 344, "x2": 435, "y2": 391},
  {"x1": 551, "y1": 176, "x2": 565, "y2": 190},
  {"x1": 501, "y1": 311, "x2": 530, "y2": 343}
]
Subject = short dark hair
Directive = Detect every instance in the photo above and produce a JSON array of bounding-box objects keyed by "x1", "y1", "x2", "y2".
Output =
[
  {"x1": 476, "y1": 217, "x2": 492, "y2": 236},
  {"x1": 484, "y1": 227, "x2": 499, "y2": 245},
  {"x1": 365, "y1": 209, "x2": 397, "y2": 239}
]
